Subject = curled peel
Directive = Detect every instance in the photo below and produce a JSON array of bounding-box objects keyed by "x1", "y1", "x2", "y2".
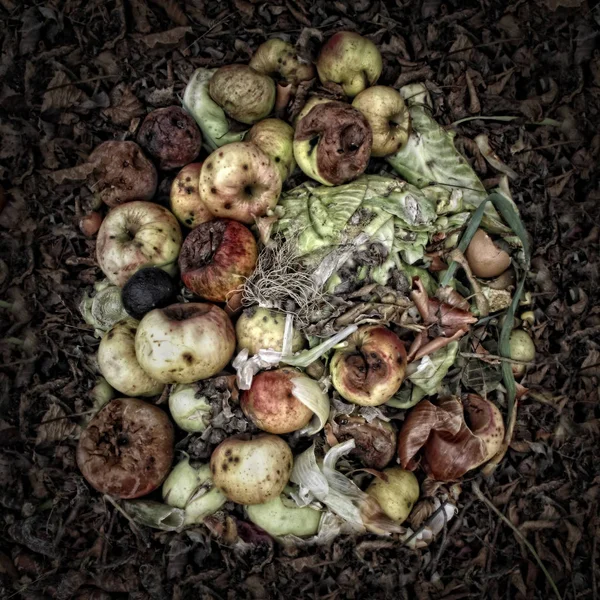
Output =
[{"x1": 398, "y1": 395, "x2": 505, "y2": 482}]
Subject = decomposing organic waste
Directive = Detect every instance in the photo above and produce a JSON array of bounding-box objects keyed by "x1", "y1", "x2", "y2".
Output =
[
  {"x1": 137, "y1": 106, "x2": 202, "y2": 170},
  {"x1": 199, "y1": 141, "x2": 282, "y2": 224},
  {"x1": 135, "y1": 303, "x2": 235, "y2": 384},
  {"x1": 316, "y1": 31, "x2": 383, "y2": 97},
  {"x1": 96, "y1": 201, "x2": 182, "y2": 287},
  {"x1": 209, "y1": 64, "x2": 276, "y2": 125},
  {"x1": 77, "y1": 398, "x2": 174, "y2": 498},
  {"x1": 293, "y1": 101, "x2": 373, "y2": 185},
  {"x1": 210, "y1": 434, "x2": 293, "y2": 505},
  {"x1": 170, "y1": 162, "x2": 213, "y2": 229},
  {"x1": 74, "y1": 29, "x2": 538, "y2": 556},
  {"x1": 88, "y1": 141, "x2": 158, "y2": 208},
  {"x1": 97, "y1": 317, "x2": 165, "y2": 397},
  {"x1": 121, "y1": 267, "x2": 177, "y2": 320},
  {"x1": 179, "y1": 219, "x2": 258, "y2": 302}
]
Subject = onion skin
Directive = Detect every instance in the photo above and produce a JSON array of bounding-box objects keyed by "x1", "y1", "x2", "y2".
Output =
[
  {"x1": 465, "y1": 229, "x2": 511, "y2": 279},
  {"x1": 330, "y1": 325, "x2": 407, "y2": 406},
  {"x1": 293, "y1": 101, "x2": 372, "y2": 186},
  {"x1": 398, "y1": 395, "x2": 505, "y2": 482},
  {"x1": 77, "y1": 398, "x2": 174, "y2": 498}
]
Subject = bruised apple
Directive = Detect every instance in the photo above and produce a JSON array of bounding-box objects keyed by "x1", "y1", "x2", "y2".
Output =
[
  {"x1": 77, "y1": 397, "x2": 174, "y2": 498},
  {"x1": 88, "y1": 141, "x2": 157, "y2": 208},
  {"x1": 96, "y1": 201, "x2": 182, "y2": 287},
  {"x1": 241, "y1": 368, "x2": 314, "y2": 434},
  {"x1": 249, "y1": 39, "x2": 315, "y2": 87},
  {"x1": 98, "y1": 318, "x2": 165, "y2": 397},
  {"x1": 137, "y1": 107, "x2": 202, "y2": 170},
  {"x1": 199, "y1": 142, "x2": 282, "y2": 224},
  {"x1": 135, "y1": 303, "x2": 235, "y2": 384},
  {"x1": 179, "y1": 219, "x2": 258, "y2": 302},
  {"x1": 236, "y1": 307, "x2": 304, "y2": 355},
  {"x1": 352, "y1": 86, "x2": 410, "y2": 157},
  {"x1": 293, "y1": 101, "x2": 372, "y2": 186},
  {"x1": 246, "y1": 119, "x2": 295, "y2": 181},
  {"x1": 209, "y1": 65, "x2": 276, "y2": 125},
  {"x1": 210, "y1": 434, "x2": 293, "y2": 504},
  {"x1": 330, "y1": 325, "x2": 407, "y2": 406},
  {"x1": 316, "y1": 32, "x2": 382, "y2": 97},
  {"x1": 170, "y1": 163, "x2": 212, "y2": 229}
]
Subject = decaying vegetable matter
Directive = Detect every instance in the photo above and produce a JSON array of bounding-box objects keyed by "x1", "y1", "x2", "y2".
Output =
[{"x1": 75, "y1": 29, "x2": 536, "y2": 553}]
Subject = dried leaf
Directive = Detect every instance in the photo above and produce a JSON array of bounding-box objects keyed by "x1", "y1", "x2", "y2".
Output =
[
  {"x1": 42, "y1": 71, "x2": 87, "y2": 114},
  {"x1": 102, "y1": 84, "x2": 145, "y2": 125},
  {"x1": 36, "y1": 403, "x2": 78, "y2": 445},
  {"x1": 139, "y1": 27, "x2": 192, "y2": 49}
]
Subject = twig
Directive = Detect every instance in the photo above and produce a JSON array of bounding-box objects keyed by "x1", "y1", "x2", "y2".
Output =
[
  {"x1": 471, "y1": 480, "x2": 563, "y2": 600},
  {"x1": 184, "y1": 13, "x2": 235, "y2": 51},
  {"x1": 45, "y1": 74, "x2": 119, "y2": 91},
  {"x1": 460, "y1": 352, "x2": 534, "y2": 366},
  {"x1": 103, "y1": 494, "x2": 143, "y2": 536}
]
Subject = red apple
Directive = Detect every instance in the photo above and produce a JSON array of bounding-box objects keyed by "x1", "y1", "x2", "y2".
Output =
[
  {"x1": 199, "y1": 142, "x2": 282, "y2": 224},
  {"x1": 330, "y1": 325, "x2": 407, "y2": 406},
  {"x1": 241, "y1": 368, "x2": 314, "y2": 434},
  {"x1": 179, "y1": 219, "x2": 258, "y2": 302}
]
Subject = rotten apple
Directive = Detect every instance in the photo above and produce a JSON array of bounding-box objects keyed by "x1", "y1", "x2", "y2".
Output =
[
  {"x1": 137, "y1": 106, "x2": 202, "y2": 170},
  {"x1": 170, "y1": 162, "x2": 213, "y2": 229},
  {"x1": 330, "y1": 325, "x2": 407, "y2": 406},
  {"x1": 210, "y1": 434, "x2": 293, "y2": 505},
  {"x1": 77, "y1": 397, "x2": 174, "y2": 498},
  {"x1": 88, "y1": 141, "x2": 157, "y2": 208},
  {"x1": 316, "y1": 31, "x2": 382, "y2": 97},
  {"x1": 235, "y1": 307, "x2": 305, "y2": 355},
  {"x1": 209, "y1": 65, "x2": 276, "y2": 125},
  {"x1": 199, "y1": 142, "x2": 282, "y2": 224},
  {"x1": 96, "y1": 201, "x2": 182, "y2": 287},
  {"x1": 179, "y1": 219, "x2": 258, "y2": 303},
  {"x1": 249, "y1": 39, "x2": 315, "y2": 87},
  {"x1": 293, "y1": 101, "x2": 372, "y2": 186},
  {"x1": 241, "y1": 368, "x2": 314, "y2": 434},
  {"x1": 135, "y1": 302, "x2": 235, "y2": 384}
]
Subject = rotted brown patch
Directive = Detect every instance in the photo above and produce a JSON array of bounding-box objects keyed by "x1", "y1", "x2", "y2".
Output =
[{"x1": 295, "y1": 101, "x2": 372, "y2": 184}]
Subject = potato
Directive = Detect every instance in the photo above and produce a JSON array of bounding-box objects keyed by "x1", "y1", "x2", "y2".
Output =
[{"x1": 210, "y1": 434, "x2": 293, "y2": 505}]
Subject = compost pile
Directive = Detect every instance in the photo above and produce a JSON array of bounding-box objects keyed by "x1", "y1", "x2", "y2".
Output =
[{"x1": 1, "y1": 2, "x2": 599, "y2": 599}]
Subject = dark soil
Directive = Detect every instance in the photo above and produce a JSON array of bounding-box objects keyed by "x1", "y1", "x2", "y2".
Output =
[{"x1": 1, "y1": 1, "x2": 599, "y2": 599}]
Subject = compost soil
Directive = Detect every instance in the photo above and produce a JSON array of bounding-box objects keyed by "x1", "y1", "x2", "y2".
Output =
[{"x1": 1, "y1": 1, "x2": 599, "y2": 598}]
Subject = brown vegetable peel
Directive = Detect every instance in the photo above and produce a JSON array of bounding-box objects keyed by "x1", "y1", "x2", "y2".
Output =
[{"x1": 398, "y1": 395, "x2": 505, "y2": 482}]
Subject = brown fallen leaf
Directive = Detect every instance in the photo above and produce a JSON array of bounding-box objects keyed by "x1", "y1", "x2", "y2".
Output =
[{"x1": 138, "y1": 27, "x2": 192, "y2": 49}]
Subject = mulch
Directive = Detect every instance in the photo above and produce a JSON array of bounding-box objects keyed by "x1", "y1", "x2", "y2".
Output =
[{"x1": 0, "y1": 0, "x2": 599, "y2": 598}]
